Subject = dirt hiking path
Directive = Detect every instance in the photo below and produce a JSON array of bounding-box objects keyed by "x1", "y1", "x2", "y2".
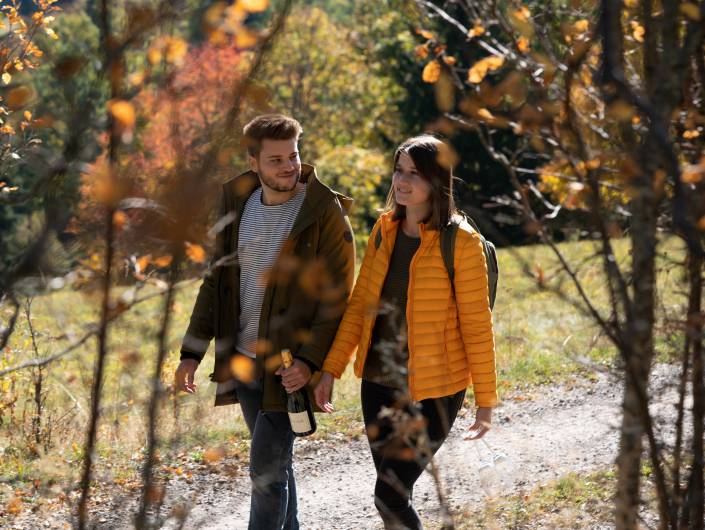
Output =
[{"x1": 161, "y1": 363, "x2": 682, "y2": 530}]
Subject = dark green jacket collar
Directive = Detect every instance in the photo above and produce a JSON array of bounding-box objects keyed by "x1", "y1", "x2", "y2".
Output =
[{"x1": 225, "y1": 163, "x2": 352, "y2": 238}]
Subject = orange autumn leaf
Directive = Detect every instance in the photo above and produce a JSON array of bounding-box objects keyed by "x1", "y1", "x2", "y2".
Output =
[
  {"x1": 236, "y1": 29, "x2": 259, "y2": 48},
  {"x1": 477, "y1": 108, "x2": 495, "y2": 121},
  {"x1": 468, "y1": 23, "x2": 485, "y2": 38},
  {"x1": 165, "y1": 37, "x2": 188, "y2": 64},
  {"x1": 153, "y1": 255, "x2": 173, "y2": 267},
  {"x1": 422, "y1": 60, "x2": 442, "y2": 83},
  {"x1": 108, "y1": 99, "x2": 136, "y2": 128},
  {"x1": 136, "y1": 255, "x2": 151, "y2": 272},
  {"x1": 573, "y1": 19, "x2": 590, "y2": 33},
  {"x1": 414, "y1": 44, "x2": 429, "y2": 59},
  {"x1": 515, "y1": 6, "x2": 531, "y2": 22},
  {"x1": 416, "y1": 28, "x2": 435, "y2": 40},
  {"x1": 185, "y1": 242, "x2": 207, "y2": 263},
  {"x1": 113, "y1": 210, "x2": 128, "y2": 230},
  {"x1": 203, "y1": 446, "x2": 226, "y2": 464},
  {"x1": 681, "y1": 164, "x2": 704, "y2": 183},
  {"x1": 443, "y1": 56, "x2": 457, "y2": 66},
  {"x1": 6, "y1": 496, "x2": 22, "y2": 515},
  {"x1": 468, "y1": 55, "x2": 505, "y2": 83},
  {"x1": 517, "y1": 36, "x2": 531, "y2": 52},
  {"x1": 231, "y1": 355, "x2": 255, "y2": 383},
  {"x1": 697, "y1": 216, "x2": 705, "y2": 231}
]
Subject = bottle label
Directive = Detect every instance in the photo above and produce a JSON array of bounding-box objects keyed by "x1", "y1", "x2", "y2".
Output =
[{"x1": 288, "y1": 411, "x2": 312, "y2": 433}]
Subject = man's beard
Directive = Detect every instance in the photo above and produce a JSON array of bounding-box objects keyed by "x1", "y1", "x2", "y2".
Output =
[{"x1": 259, "y1": 169, "x2": 301, "y2": 193}]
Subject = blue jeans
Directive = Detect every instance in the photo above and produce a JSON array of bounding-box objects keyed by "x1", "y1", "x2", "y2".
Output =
[{"x1": 236, "y1": 380, "x2": 298, "y2": 530}]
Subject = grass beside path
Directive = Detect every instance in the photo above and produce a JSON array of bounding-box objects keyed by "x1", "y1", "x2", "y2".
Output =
[{"x1": 0, "y1": 236, "x2": 688, "y2": 521}]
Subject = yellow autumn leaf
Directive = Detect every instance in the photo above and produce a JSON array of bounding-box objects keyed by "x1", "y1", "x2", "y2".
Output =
[
  {"x1": 147, "y1": 46, "x2": 162, "y2": 65},
  {"x1": 108, "y1": 99, "x2": 136, "y2": 128},
  {"x1": 185, "y1": 242, "x2": 207, "y2": 263},
  {"x1": 422, "y1": 60, "x2": 442, "y2": 83},
  {"x1": 630, "y1": 21, "x2": 645, "y2": 42},
  {"x1": 684, "y1": 130, "x2": 701, "y2": 139},
  {"x1": 165, "y1": 37, "x2": 188, "y2": 64},
  {"x1": 2, "y1": 72, "x2": 11, "y2": 85},
  {"x1": 237, "y1": 0, "x2": 269, "y2": 13},
  {"x1": 679, "y1": 2, "x2": 701, "y2": 21},
  {"x1": 23, "y1": 110, "x2": 32, "y2": 121}
]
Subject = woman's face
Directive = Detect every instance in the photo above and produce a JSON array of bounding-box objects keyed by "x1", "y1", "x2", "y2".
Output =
[{"x1": 392, "y1": 152, "x2": 432, "y2": 208}]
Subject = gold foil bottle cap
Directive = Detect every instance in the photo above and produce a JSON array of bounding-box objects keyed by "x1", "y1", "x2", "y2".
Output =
[{"x1": 280, "y1": 348, "x2": 293, "y2": 369}]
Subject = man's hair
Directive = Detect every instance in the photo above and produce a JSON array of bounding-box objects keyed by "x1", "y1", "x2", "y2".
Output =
[{"x1": 242, "y1": 114, "x2": 303, "y2": 157}]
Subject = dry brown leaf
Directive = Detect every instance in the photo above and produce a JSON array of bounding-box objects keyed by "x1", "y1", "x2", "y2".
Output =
[
  {"x1": 6, "y1": 86, "x2": 32, "y2": 109},
  {"x1": 679, "y1": 2, "x2": 701, "y2": 20}
]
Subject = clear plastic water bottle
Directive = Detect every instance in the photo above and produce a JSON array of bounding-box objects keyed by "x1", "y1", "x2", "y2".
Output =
[
  {"x1": 473, "y1": 440, "x2": 500, "y2": 496},
  {"x1": 491, "y1": 448, "x2": 514, "y2": 489},
  {"x1": 477, "y1": 460, "x2": 499, "y2": 496}
]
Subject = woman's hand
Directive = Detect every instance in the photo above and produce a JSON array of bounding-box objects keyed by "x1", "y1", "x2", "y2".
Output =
[
  {"x1": 467, "y1": 407, "x2": 492, "y2": 439},
  {"x1": 314, "y1": 371, "x2": 335, "y2": 413}
]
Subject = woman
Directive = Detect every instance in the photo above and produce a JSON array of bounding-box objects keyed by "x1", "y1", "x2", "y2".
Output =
[{"x1": 314, "y1": 135, "x2": 497, "y2": 529}]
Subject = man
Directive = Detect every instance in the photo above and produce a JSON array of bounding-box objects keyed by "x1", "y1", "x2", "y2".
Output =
[{"x1": 174, "y1": 114, "x2": 355, "y2": 529}]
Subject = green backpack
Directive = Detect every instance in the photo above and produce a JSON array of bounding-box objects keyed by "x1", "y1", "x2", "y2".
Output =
[{"x1": 374, "y1": 215, "x2": 498, "y2": 309}]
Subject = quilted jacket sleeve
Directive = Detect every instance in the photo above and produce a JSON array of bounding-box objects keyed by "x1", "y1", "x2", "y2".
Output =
[
  {"x1": 321, "y1": 219, "x2": 381, "y2": 378},
  {"x1": 454, "y1": 230, "x2": 497, "y2": 407}
]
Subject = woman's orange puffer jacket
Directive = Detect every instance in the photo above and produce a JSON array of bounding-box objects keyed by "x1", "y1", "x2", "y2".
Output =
[{"x1": 322, "y1": 211, "x2": 498, "y2": 407}]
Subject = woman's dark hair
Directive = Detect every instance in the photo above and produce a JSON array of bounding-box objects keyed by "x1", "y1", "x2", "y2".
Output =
[{"x1": 385, "y1": 135, "x2": 457, "y2": 229}]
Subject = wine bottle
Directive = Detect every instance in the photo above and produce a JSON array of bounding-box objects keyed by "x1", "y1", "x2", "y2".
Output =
[{"x1": 280, "y1": 349, "x2": 317, "y2": 437}]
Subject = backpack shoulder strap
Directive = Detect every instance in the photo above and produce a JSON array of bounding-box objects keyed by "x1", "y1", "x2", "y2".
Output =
[
  {"x1": 440, "y1": 220, "x2": 460, "y2": 285},
  {"x1": 443, "y1": 213, "x2": 499, "y2": 310}
]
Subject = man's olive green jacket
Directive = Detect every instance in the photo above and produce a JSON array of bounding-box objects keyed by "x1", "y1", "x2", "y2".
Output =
[{"x1": 180, "y1": 164, "x2": 355, "y2": 410}]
